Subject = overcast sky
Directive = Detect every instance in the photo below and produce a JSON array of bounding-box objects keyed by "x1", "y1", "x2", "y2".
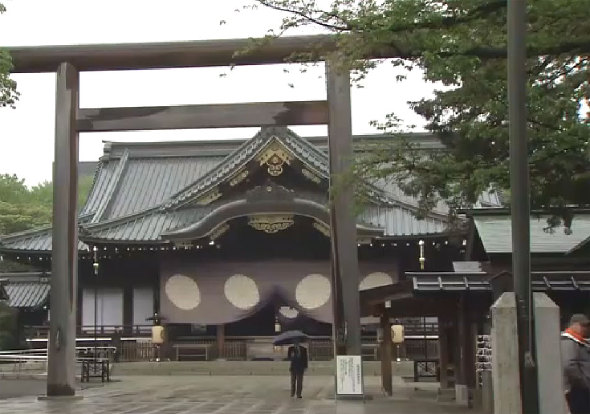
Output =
[{"x1": 0, "y1": 0, "x2": 436, "y2": 186}]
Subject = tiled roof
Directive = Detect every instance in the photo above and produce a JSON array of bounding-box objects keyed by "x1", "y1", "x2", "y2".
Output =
[
  {"x1": 2, "y1": 128, "x2": 493, "y2": 252},
  {"x1": 0, "y1": 227, "x2": 88, "y2": 252},
  {"x1": 474, "y1": 214, "x2": 590, "y2": 254},
  {"x1": 83, "y1": 207, "x2": 214, "y2": 242},
  {"x1": 2, "y1": 273, "x2": 50, "y2": 309},
  {"x1": 409, "y1": 271, "x2": 590, "y2": 292},
  {"x1": 104, "y1": 156, "x2": 223, "y2": 220},
  {"x1": 82, "y1": 150, "x2": 224, "y2": 221},
  {"x1": 359, "y1": 205, "x2": 447, "y2": 236}
]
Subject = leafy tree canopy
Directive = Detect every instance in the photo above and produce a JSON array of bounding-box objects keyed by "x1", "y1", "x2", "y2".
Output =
[
  {"x1": 250, "y1": 0, "x2": 590, "y2": 229},
  {"x1": 0, "y1": 174, "x2": 94, "y2": 235},
  {"x1": 0, "y1": 2, "x2": 19, "y2": 108}
]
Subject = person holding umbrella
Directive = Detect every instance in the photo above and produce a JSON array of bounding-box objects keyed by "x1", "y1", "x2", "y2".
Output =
[{"x1": 274, "y1": 330, "x2": 308, "y2": 398}]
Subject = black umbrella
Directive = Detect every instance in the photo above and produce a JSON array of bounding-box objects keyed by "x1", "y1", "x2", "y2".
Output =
[{"x1": 273, "y1": 330, "x2": 308, "y2": 346}]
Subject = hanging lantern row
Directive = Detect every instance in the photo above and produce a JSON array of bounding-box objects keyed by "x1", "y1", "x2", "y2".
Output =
[
  {"x1": 1, "y1": 237, "x2": 467, "y2": 263},
  {"x1": 358, "y1": 238, "x2": 466, "y2": 248}
]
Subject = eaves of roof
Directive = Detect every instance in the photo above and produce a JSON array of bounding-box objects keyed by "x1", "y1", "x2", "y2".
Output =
[{"x1": 0, "y1": 226, "x2": 89, "y2": 253}]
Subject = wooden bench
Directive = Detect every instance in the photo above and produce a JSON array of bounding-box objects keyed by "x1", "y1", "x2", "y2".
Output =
[{"x1": 173, "y1": 343, "x2": 212, "y2": 361}]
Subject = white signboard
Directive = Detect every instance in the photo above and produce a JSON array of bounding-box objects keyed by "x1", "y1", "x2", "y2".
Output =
[{"x1": 336, "y1": 355, "x2": 363, "y2": 396}]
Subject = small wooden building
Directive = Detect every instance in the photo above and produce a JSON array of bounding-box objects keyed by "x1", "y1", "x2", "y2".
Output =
[{"x1": 361, "y1": 208, "x2": 590, "y2": 401}]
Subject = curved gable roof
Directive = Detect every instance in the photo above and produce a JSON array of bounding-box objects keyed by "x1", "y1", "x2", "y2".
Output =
[{"x1": 162, "y1": 126, "x2": 328, "y2": 210}]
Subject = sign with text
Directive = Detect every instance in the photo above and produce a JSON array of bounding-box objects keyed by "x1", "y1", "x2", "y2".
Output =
[{"x1": 336, "y1": 355, "x2": 363, "y2": 396}]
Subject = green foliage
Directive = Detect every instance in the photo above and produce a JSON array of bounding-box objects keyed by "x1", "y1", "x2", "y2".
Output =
[
  {"x1": 0, "y1": 173, "x2": 94, "y2": 236},
  {"x1": 0, "y1": 3, "x2": 19, "y2": 108},
  {"x1": 78, "y1": 175, "x2": 95, "y2": 209},
  {"x1": 0, "y1": 174, "x2": 51, "y2": 235},
  {"x1": 252, "y1": 0, "x2": 590, "y2": 228}
]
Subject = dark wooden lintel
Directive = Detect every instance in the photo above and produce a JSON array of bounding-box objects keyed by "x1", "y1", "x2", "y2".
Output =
[
  {"x1": 77, "y1": 101, "x2": 329, "y2": 132},
  {"x1": 9, "y1": 35, "x2": 337, "y2": 73}
]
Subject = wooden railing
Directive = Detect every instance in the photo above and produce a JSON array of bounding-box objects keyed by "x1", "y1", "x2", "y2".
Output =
[
  {"x1": 308, "y1": 340, "x2": 333, "y2": 361},
  {"x1": 120, "y1": 340, "x2": 153, "y2": 361},
  {"x1": 220, "y1": 341, "x2": 248, "y2": 360},
  {"x1": 25, "y1": 325, "x2": 153, "y2": 338},
  {"x1": 24, "y1": 326, "x2": 439, "y2": 362}
]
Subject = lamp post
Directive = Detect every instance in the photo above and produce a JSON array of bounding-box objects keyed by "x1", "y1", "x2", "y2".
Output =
[{"x1": 92, "y1": 246, "x2": 99, "y2": 362}]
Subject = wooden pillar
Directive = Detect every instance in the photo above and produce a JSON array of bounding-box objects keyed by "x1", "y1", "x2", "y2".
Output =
[
  {"x1": 216, "y1": 324, "x2": 225, "y2": 359},
  {"x1": 438, "y1": 315, "x2": 451, "y2": 389},
  {"x1": 455, "y1": 295, "x2": 469, "y2": 405},
  {"x1": 123, "y1": 286, "x2": 133, "y2": 335},
  {"x1": 326, "y1": 57, "x2": 361, "y2": 356},
  {"x1": 47, "y1": 62, "x2": 79, "y2": 397},
  {"x1": 380, "y1": 312, "x2": 393, "y2": 396}
]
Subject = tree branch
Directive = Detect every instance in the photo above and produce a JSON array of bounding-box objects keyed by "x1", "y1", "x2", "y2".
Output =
[
  {"x1": 255, "y1": 0, "x2": 351, "y2": 31},
  {"x1": 385, "y1": 0, "x2": 507, "y2": 34},
  {"x1": 372, "y1": 38, "x2": 590, "y2": 60}
]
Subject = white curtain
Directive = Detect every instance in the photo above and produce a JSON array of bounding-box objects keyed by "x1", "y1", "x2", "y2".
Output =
[
  {"x1": 82, "y1": 288, "x2": 123, "y2": 332},
  {"x1": 133, "y1": 286, "x2": 154, "y2": 332}
]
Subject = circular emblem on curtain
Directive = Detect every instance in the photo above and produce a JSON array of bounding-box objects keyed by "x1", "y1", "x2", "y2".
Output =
[
  {"x1": 359, "y1": 272, "x2": 393, "y2": 291},
  {"x1": 279, "y1": 306, "x2": 299, "y2": 319},
  {"x1": 296, "y1": 274, "x2": 331, "y2": 309},
  {"x1": 165, "y1": 274, "x2": 201, "y2": 310},
  {"x1": 224, "y1": 274, "x2": 260, "y2": 310}
]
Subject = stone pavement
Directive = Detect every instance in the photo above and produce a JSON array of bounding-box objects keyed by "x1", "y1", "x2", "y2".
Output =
[{"x1": 0, "y1": 376, "x2": 481, "y2": 414}]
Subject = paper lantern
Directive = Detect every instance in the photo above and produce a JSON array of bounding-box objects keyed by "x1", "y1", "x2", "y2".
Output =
[
  {"x1": 152, "y1": 325, "x2": 165, "y2": 344},
  {"x1": 391, "y1": 324, "x2": 404, "y2": 344}
]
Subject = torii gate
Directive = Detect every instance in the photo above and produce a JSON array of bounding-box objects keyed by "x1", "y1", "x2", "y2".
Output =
[{"x1": 8, "y1": 35, "x2": 389, "y2": 397}]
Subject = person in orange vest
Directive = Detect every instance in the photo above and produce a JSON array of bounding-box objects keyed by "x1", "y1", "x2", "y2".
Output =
[{"x1": 562, "y1": 314, "x2": 590, "y2": 414}]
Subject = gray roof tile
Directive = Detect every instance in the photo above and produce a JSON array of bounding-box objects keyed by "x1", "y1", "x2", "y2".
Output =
[
  {"x1": 5, "y1": 281, "x2": 50, "y2": 308},
  {"x1": 0, "y1": 227, "x2": 88, "y2": 252},
  {"x1": 474, "y1": 214, "x2": 590, "y2": 254},
  {"x1": 104, "y1": 156, "x2": 223, "y2": 220}
]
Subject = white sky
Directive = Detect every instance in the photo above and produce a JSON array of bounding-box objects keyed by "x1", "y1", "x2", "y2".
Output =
[{"x1": 0, "y1": 0, "x2": 436, "y2": 186}]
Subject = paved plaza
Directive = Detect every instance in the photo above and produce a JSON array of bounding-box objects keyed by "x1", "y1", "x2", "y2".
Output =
[{"x1": 0, "y1": 376, "x2": 481, "y2": 414}]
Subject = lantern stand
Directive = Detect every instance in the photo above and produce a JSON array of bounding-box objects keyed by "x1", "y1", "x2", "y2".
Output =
[
  {"x1": 418, "y1": 240, "x2": 425, "y2": 270},
  {"x1": 148, "y1": 312, "x2": 165, "y2": 362},
  {"x1": 391, "y1": 322, "x2": 404, "y2": 362},
  {"x1": 92, "y1": 247, "x2": 99, "y2": 364},
  {"x1": 273, "y1": 314, "x2": 282, "y2": 354}
]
